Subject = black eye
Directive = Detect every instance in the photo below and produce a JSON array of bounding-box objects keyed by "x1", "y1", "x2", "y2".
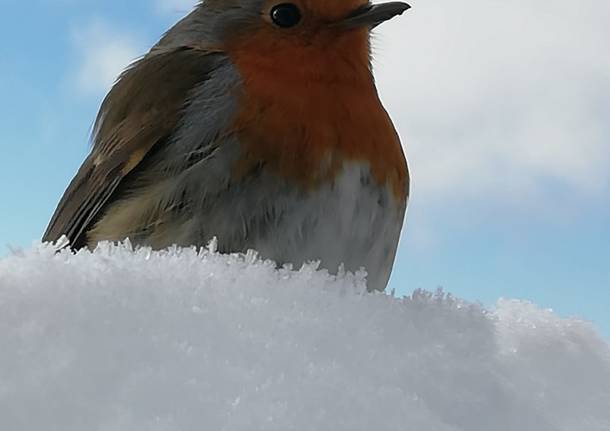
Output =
[{"x1": 270, "y1": 3, "x2": 302, "y2": 28}]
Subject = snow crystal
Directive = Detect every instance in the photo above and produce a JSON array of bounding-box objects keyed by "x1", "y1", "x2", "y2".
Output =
[{"x1": 1, "y1": 242, "x2": 609, "y2": 431}]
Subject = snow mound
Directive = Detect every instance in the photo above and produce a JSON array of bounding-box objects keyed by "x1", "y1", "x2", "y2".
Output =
[{"x1": 1, "y1": 243, "x2": 609, "y2": 431}]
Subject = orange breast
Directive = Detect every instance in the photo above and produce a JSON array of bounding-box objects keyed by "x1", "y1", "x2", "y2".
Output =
[{"x1": 227, "y1": 27, "x2": 408, "y2": 200}]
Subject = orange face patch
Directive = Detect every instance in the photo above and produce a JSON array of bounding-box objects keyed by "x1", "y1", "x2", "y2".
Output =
[{"x1": 225, "y1": 10, "x2": 408, "y2": 200}]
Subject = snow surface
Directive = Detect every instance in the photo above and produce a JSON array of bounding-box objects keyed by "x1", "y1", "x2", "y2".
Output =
[{"x1": 1, "y1": 242, "x2": 609, "y2": 431}]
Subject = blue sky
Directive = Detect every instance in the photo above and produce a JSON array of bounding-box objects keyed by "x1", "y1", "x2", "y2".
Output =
[{"x1": 1, "y1": 0, "x2": 609, "y2": 338}]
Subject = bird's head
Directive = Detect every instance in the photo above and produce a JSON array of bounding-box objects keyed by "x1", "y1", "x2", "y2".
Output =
[{"x1": 157, "y1": 0, "x2": 409, "y2": 79}]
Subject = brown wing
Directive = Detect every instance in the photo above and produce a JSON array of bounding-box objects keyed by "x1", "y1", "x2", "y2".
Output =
[{"x1": 43, "y1": 47, "x2": 223, "y2": 249}]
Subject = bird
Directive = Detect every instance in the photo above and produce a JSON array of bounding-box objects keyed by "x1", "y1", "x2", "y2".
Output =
[{"x1": 43, "y1": 0, "x2": 411, "y2": 291}]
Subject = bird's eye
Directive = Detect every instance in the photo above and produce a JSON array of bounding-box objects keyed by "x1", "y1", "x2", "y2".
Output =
[{"x1": 270, "y1": 3, "x2": 302, "y2": 28}]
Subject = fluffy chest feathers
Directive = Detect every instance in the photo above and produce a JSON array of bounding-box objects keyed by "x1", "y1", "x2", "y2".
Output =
[
  {"x1": 247, "y1": 163, "x2": 407, "y2": 291},
  {"x1": 228, "y1": 29, "x2": 408, "y2": 199}
]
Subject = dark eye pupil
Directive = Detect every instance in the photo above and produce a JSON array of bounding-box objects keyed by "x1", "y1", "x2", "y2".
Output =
[{"x1": 270, "y1": 3, "x2": 302, "y2": 28}]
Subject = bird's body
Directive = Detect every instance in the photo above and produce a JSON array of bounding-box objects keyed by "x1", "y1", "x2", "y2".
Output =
[{"x1": 44, "y1": 0, "x2": 410, "y2": 291}]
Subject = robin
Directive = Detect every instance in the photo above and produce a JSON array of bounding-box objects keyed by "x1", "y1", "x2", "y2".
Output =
[{"x1": 43, "y1": 0, "x2": 411, "y2": 291}]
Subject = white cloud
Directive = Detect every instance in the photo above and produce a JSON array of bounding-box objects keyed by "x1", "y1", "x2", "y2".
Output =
[
  {"x1": 71, "y1": 21, "x2": 144, "y2": 95},
  {"x1": 374, "y1": 0, "x2": 610, "y2": 208}
]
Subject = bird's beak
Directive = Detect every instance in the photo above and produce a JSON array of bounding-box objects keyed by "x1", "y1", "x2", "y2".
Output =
[{"x1": 335, "y1": 2, "x2": 411, "y2": 29}]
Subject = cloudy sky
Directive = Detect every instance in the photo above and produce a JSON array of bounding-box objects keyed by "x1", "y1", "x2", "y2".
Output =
[{"x1": 1, "y1": 0, "x2": 609, "y2": 336}]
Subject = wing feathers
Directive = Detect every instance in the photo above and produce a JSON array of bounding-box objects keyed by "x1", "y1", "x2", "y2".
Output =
[{"x1": 43, "y1": 48, "x2": 224, "y2": 248}]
